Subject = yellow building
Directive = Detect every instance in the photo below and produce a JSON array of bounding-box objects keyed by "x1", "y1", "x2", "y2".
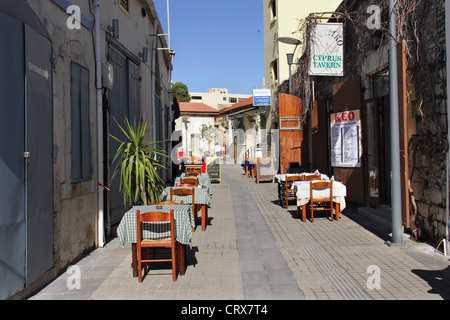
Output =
[{"x1": 263, "y1": 0, "x2": 343, "y2": 128}]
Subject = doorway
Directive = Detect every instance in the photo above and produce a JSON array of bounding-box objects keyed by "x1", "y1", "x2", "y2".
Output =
[
  {"x1": 364, "y1": 95, "x2": 391, "y2": 206},
  {"x1": 107, "y1": 41, "x2": 141, "y2": 230},
  {"x1": 0, "y1": 6, "x2": 53, "y2": 299}
]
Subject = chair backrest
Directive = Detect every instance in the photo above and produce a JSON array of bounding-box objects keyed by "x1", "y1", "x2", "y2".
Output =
[
  {"x1": 153, "y1": 201, "x2": 180, "y2": 205},
  {"x1": 136, "y1": 209, "x2": 175, "y2": 245},
  {"x1": 185, "y1": 172, "x2": 200, "y2": 177},
  {"x1": 170, "y1": 187, "x2": 195, "y2": 204},
  {"x1": 180, "y1": 177, "x2": 199, "y2": 186},
  {"x1": 310, "y1": 181, "x2": 333, "y2": 200},
  {"x1": 176, "y1": 183, "x2": 196, "y2": 187},
  {"x1": 285, "y1": 175, "x2": 302, "y2": 194},
  {"x1": 303, "y1": 174, "x2": 323, "y2": 181}
]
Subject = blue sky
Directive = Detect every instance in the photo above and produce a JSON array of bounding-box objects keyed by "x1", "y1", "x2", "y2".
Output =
[{"x1": 154, "y1": 0, "x2": 264, "y2": 95}]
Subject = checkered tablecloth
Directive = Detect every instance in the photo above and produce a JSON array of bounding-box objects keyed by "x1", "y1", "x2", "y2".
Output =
[
  {"x1": 175, "y1": 173, "x2": 212, "y2": 195},
  {"x1": 162, "y1": 187, "x2": 211, "y2": 205},
  {"x1": 117, "y1": 205, "x2": 194, "y2": 247}
]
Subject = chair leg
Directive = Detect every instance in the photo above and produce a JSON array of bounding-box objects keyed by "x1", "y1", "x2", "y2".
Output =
[
  {"x1": 138, "y1": 256, "x2": 143, "y2": 283},
  {"x1": 172, "y1": 246, "x2": 177, "y2": 282}
]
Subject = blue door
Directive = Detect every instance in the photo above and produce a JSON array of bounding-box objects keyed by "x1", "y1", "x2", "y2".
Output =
[{"x1": 0, "y1": 6, "x2": 53, "y2": 299}]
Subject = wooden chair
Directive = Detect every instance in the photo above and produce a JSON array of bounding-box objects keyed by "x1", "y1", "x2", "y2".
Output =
[
  {"x1": 303, "y1": 174, "x2": 323, "y2": 181},
  {"x1": 284, "y1": 175, "x2": 302, "y2": 209},
  {"x1": 179, "y1": 177, "x2": 199, "y2": 186},
  {"x1": 136, "y1": 209, "x2": 177, "y2": 282},
  {"x1": 170, "y1": 187, "x2": 197, "y2": 230},
  {"x1": 151, "y1": 201, "x2": 180, "y2": 205},
  {"x1": 309, "y1": 180, "x2": 334, "y2": 222},
  {"x1": 186, "y1": 166, "x2": 201, "y2": 173},
  {"x1": 185, "y1": 172, "x2": 200, "y2": 177}
]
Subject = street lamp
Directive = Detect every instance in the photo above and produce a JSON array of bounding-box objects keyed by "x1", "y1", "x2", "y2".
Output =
[{"x1": 277, "y1": 37, "x2": 302, "y2": 93}]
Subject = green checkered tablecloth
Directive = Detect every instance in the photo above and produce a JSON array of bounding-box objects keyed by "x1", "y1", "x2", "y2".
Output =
[
  {"x1": 176, "y1": 173, "x2": 212, "y2": 195},
  {"x1": 162, "y1": 187, "x2": 211, "y2": 205},
  {"x1": 117, "y1": 205, "x2": 194, "y2": 247}
]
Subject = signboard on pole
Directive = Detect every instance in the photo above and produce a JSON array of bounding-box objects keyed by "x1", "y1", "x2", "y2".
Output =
[
  {"x1": 253, "y1": 89, "x2": 271, "y2": 106},
  {"x1": 330, "y1": 110, "x2": 361, "y2": 167},
  {"x1": 309, "y1": 23, "x2": 344, "y2": 76}
]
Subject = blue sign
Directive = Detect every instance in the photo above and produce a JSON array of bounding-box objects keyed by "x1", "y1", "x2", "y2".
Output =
[{"x1": 253, "y1": 89, "x2": 271, "y2": 106}]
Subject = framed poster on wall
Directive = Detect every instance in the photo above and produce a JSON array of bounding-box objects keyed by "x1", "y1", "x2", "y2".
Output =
[{"x1": 330, "y1": 110, "x2": 361, "y2": 167}]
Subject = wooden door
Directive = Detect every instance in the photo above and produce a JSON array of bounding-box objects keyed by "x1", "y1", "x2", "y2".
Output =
[{"x1": 278, "y1": 93, "x2": 307, "y2": 173}]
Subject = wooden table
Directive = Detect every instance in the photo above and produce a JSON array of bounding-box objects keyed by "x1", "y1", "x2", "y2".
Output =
[
  {"x1": 292, "y1": 180, "x2": 347, "y2": 221},
  {"x1": 163, "y1": 186, "x2": 212, "y2": 231},
  {"x1": 117, "y1": 204, "x2": 194, "y2": 277},
  {"x1": 274, "y1": 172, "x2": 329, "y2": 206}
]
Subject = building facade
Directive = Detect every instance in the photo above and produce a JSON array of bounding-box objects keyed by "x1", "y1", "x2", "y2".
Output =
[
  {"x1": 263, "y1": 0, "x2": 343, "y2": 130},
  {"x1": 174, "y1": 102, "x2": 220, "y2": 158},
  {"x1": 190, "y1": 88, "x2": 251, "y2": 110},
  {"x1": 0, "y1": 0, "x2": 174, "y2": 299},
  {"x1": 272, "y1": 0, "x2": 449, "y2": 246}
]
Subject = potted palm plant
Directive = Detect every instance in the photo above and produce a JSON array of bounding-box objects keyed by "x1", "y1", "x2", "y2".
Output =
[{"x1": 111, "y1": 118, "x2": 168, "y2": 206}]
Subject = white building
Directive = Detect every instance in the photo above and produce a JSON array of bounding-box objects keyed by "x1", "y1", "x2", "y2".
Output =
[
  {"x1": 190, "y1": 88, "x2": 251, "y2": 110},
  {"x1": 175, "y1": 102, "x2": 220, "y2": 157}
]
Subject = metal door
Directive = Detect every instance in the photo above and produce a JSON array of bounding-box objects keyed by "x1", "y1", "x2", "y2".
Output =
[
  {"x1": 24, "y1": 24, "x2": 54, "y2": 285},
  {"x1": 0, "y1": 15, "x2": 53, "y2": 299},
  {"x1": 108, "y1": 45, "x2": 141, "y2": 227},
  {"x1": 0, "y1": 12, "x2": 26, "y2": 300},
  {"x1": 108, "y1": 46, "x2": 129, "y2": 227}
]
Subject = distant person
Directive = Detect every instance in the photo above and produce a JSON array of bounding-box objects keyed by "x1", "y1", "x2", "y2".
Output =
[
  {"x1": 201, "y1": 156, "x2": 207, "y2": 173},
  {"x1": 215, "y1": 143, "x2": 222, "y2": 157}
]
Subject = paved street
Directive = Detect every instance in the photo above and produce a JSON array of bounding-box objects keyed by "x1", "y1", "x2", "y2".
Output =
[{"x1": 29, "y1": 164, "x2": 450, "y2": 300}]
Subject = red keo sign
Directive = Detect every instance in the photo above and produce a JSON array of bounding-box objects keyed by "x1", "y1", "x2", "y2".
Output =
[{"x1": 331, "y1": 110, "x2": 360, "y2": 124}]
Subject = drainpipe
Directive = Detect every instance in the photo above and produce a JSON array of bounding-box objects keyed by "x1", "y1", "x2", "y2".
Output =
[
  {"x1": 94, "y1": 0, "x2": 105, "y2": 247},
  {"x1": 152, "y1": 20, "x2": 157, "y2": 141},
  {"x1": 388, "y1": 0, "x2": 403, "y2": 245}
]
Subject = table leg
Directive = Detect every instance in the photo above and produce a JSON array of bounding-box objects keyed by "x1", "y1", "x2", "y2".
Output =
[
  {"x1": 302, "y1": 205, "x2": 306, "y2": 222},
  {"x1": 201, "y1": 204, "x2": 208, "y2": 231},
  {"x1": 177, "y1": 242, "x2": 186, "y2": 276},
  {"x1": 336, "y1": 203, "x2": 340, "y2": 220},
  {"x1": 278, "y1": 182, "x2": 282, "y2": 206},
  {"x1": 132, "y1": 243, "x2": 137, "y2": 277}
]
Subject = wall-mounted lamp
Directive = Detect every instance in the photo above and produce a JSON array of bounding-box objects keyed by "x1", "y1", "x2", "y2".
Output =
[
  {"x1": 277, "y1": 36, "x2": 301, "y2": 94},
  {"x1": 112, "y1": 19, "x2": 119, "y2": 39}
]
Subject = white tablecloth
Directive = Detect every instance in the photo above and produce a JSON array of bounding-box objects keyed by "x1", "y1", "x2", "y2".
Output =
[
  {"x1": 273, "y1": 172, "x2": 329, "y2": 183},
  {"x1": 292, "y1": 180, "x2": 347, "y2": 211}
]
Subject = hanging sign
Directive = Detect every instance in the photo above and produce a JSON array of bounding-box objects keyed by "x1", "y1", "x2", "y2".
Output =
[
  {"x1": 253, "y1": 89, "x2": 271, "y2": 106},
  {"x1": 309, "y1": 23, "x2": 344, "y2": 76},
  {"x1": 330, "y1": 110, "x2": 361, "y2": 167}
]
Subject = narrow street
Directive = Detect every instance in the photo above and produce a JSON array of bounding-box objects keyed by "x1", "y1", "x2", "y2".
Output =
[{"x1": 29, "y1": 164, "x2": 450, "y2": 301}]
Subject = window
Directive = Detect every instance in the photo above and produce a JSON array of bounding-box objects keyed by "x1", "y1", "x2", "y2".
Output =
[
  {"x1": 271, "y1": 59, "x2": 278, "y2": 81},
  {"x1": 119, "y1": 0, "x2": 130, "y2": 15},
  {"x1": 192, "y1": 96, "x2": 202, "y2": 100},
  {"x1": 270, "y1": 0, "x2": 277, "y2": 20},
  {"x1": 71, "y1": 63, "x2": 93, "y2": 182},
  {"x1": 229, "y1": 97, "x2": 237, "y2": 104}
]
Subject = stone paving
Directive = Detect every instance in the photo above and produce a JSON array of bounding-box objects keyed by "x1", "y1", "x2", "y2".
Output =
[{"x1": 29, "y1": 164, "x2": 450, "y2": 300}]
